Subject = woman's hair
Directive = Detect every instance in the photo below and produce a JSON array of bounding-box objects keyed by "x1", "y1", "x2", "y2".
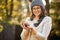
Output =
[{"x1": 30, "y1": 6, "x2": 45, "y2": 27}]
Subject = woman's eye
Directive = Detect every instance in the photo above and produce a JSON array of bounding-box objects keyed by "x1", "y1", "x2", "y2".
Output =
[{"x1": 37, "y1": 7, "x2": 40, "y2": 9}]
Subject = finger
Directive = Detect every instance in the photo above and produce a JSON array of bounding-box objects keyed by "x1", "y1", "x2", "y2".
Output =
[{"x1": 27, "y1": 26, "x2": 32, "y2": 29}]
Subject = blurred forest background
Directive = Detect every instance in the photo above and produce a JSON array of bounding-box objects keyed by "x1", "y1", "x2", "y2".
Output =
[{"x1": 0, "y1": 0, "x2": 60, "y2": 40}]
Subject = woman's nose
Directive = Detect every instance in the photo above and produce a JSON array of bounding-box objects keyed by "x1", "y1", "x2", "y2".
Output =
[{"x1": 35, "y1": 9, "x2": 38, "y2": 11}]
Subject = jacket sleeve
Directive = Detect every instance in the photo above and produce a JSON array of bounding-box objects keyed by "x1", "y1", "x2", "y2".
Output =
[
  {"x1": 20, "y1": 29, "x2": 27, "y2": 40},
  {"x1": 20, "y1": 17, "x2": 30, "y2": 40},
  {"x1": 33, "y1": 17, "x2": 52, "y2": 40}
]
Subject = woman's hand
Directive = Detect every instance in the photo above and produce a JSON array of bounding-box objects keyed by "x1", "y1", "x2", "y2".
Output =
[
  {"x1": 26, "y1": 26, "x2": 36, "y2": 35},
  {"x1": 22, "y1": 23, "x2": 30, "y2": 30},
  {"x1": 32, "y1": 28, "x2": 36, "y2": 35},
  {"x1": 21, "y1": 22, "x2": 30, "y2": 38}
]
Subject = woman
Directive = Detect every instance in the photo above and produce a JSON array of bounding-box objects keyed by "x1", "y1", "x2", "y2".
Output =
[{"x1": 20, "y1": 0, "x2": 52, "y2": 40}]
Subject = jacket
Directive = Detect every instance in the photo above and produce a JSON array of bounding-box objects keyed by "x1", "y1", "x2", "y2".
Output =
[{"x1": 20, "y1": 16, "x2": 52, "y2": 40}]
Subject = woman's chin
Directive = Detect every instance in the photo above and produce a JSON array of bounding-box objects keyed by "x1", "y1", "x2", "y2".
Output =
[{"x1": 35, "y1": 15, "x2": 39, "y2": 17}]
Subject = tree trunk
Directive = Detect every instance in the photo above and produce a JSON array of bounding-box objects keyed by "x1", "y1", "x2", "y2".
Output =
[
  {"x1": 45, "y1": 0, "x2": 49, "y2": 15},
  {"x1": 9, "y1": 0, "x2": 13, "y2": 17}
]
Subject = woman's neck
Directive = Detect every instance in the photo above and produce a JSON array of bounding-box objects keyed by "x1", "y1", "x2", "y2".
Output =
[{"x1": 34, "y1": 16, "x2": 40, "y2": 20}]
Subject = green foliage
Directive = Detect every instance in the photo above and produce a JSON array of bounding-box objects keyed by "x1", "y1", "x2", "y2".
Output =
[{"x1": 50, "y1": 1, "x2": 60, "y2": 37}]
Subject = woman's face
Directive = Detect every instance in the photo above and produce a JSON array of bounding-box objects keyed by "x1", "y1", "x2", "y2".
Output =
[{"x1": 32, "y1": 5, "x2": 42, "y2": 17}]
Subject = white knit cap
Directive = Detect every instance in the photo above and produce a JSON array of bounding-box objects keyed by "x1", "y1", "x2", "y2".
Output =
[{"x1": 31, "y1": 0, "x2": 45, "y2": 9}]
